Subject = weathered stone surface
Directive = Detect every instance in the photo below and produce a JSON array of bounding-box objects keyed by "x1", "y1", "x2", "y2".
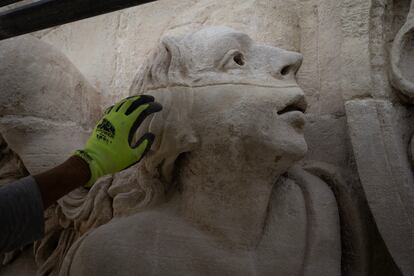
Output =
[
  {"x1": 4, "y1": 26, "x2": 365, "y2": 276},
  {"x1": 36, "y1": 0, "x2": 302, "y2": 103},
  {"x1": 346, "y1": 99, "x2": 414, "y2": 276},
  {"x1": 0, "y1": 0, "x2": 411, "y2": 275},
  {"x1": 390, "y1": 0, "x2": 414, "y2": 101},
  {"x1": 35, "y1": 0, "x2": 343, "y2": 115},
  {"x1": 340, "y1": 0, "x2": 373, "y2": 101},
  {"x1": 31, "y1": 0, "x2": 362, "y2": 199},
  {"x1": 60, "y1": 166, "x2": 340, "y2": 276},
  {"x1": 0, "y1": 36, "x2": 101, "y2": 127},
  {"x1": 32, "y1": 0, "x2": 361, "y2": 182},
  {"x1": 0, "y1": 36, "x2": 102, "y2": 174},
  {"x1": 0, "y1": 117, "x2": 91, "y2": 174}
]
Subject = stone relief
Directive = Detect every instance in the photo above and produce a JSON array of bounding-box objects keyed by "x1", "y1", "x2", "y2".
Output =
[
  {"x1": 343, "y1": 1, "x2": 414, "y2": 276},
  {"x1": 0, "y1": 35, "x2": 103, "y2": 276},
  {"x1": 59, "y1": 26, "x2": 344, "y2": 276},
  {"x1": 392, "y1": 0, "x2": 414, "y2": 172},
  {"x1": 0, "y1": 36, "x2": 102, "y2": 175},
  {"x1": 390, "y1": 0, "x2": 414, "y2": 101},
  {"x1": 3, "y1": 1, "x2": 413, "y2": 275},
  {"x1": 0, "y1": 25, "x2": 405, "y2": 276}
]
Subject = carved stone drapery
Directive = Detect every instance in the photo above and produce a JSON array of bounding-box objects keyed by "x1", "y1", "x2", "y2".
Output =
[
  {"x1": 344, "y1": 1, "x2": 414, "y2": 275},
  {"x1": 390, "y1": 0, "x2": 414, "y2": 101}
]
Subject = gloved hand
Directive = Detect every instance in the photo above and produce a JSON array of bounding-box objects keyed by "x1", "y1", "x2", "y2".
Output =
[{"x1": 74, "y1": 95, "x2": 162, "y2": 188}]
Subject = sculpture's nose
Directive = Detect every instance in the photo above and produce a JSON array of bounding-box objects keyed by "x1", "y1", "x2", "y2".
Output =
[{"x1": 274, "y1": 51, "x2": 303, "y2": 79}]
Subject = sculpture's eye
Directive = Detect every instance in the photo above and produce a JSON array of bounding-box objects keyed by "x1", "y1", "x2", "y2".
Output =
[{"x1": 220, "y1": 50, "x2": 246, "y2": 70}]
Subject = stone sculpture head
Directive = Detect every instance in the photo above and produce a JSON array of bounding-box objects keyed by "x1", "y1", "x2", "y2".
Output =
[
  {"x1": 109, "y1": 27, "x2": 307, "y2": 215},
  {"x1": 30, "y1": 27, "x2": 309, "y2": 274}
]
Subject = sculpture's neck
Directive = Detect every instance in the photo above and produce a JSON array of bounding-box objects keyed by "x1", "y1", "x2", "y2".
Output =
[{"x1": 179, "y1": 164, "x2": 275, "y2": 250}]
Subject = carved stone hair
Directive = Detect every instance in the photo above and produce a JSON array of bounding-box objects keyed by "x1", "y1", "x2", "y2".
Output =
[
  {"x1": 125, "y1": 33, "x2": 198, "y2": 209},
  {"x1": 130, "y1": 35, "x2": 188, "y2": 93}
]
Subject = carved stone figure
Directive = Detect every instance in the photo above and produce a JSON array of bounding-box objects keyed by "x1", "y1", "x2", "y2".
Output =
[
  {"x1": 0, "y1": 14, "x2": 407, "y2": 276},
  {"x1": 57, "y1": 26, "x2": 342, "y2": 276},
  {"x1": 0, "y1": 27, "x2": 341, "y2": 275}
]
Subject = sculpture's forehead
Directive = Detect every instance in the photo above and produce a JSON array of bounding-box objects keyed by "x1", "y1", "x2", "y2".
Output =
[{"x1": 181, "y1": 27, "x2": 253, "y2": 59}]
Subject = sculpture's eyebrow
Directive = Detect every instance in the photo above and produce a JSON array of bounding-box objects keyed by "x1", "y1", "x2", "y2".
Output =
[{"x1": 233, "y1": 33, "x2": 254, "y2": 49}]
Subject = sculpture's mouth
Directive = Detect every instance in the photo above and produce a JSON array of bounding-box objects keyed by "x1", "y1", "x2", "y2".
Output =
[
  {"x1": 277, "y1": 95, "x2": 307, "y2": 115},
  {"x1": 276, "y1": 94, "x2": 307, "y2": 130}
]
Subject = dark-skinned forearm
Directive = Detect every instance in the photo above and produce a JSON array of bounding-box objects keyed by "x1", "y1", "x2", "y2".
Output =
[{"x1": 34, "y1": 156, "x2": 91, "y2": 209}]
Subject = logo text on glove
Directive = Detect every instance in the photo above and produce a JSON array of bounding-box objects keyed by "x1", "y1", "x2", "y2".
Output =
[{"x1": 96, "y1": 118, "x2": 115, "y2": 144}]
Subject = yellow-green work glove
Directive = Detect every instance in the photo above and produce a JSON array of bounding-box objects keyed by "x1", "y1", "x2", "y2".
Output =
[{"x1": 74, "y1": 95, "x2": 162, "y2": 188}]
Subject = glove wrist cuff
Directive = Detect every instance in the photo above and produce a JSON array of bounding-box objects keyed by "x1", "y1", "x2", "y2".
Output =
[{"x1": 73, "y1": 150, "x2": 105, "y2": 189}]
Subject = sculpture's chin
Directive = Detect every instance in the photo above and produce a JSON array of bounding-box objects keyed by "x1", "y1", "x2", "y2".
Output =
[
  {"x1": 279, "y1": 120, "x2": 308, "y2": 158},
  {"x1": 273, "y1": 136, "x2": 308, "y2": 174},
  {"x1": 286, "y1": 138, "x2": 308, "y2": 163}
]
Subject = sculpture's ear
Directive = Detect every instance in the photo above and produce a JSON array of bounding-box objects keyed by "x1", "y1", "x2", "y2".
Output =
[
  {"x1": 148, "y1": 36, "x2": 181, "y2": 86},
  {"x1": 163, "y1": 37, "x2": 180, "y2": 67},
  {"x1": 158, "y1": 36, "x2": 187, "y2": 84},
  {"x1": 130, "y1": 36, "x2": 185, "y2": 93}
]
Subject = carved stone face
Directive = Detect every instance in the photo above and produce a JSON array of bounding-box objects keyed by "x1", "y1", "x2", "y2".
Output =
[
  {"x1": 135, "y1": 27, "x2": 307, "y2": 182},
  {"x1": 177, "y1": 27, "x2": 308, "y2": 177},
  {"x1": 188, "y1": 85, "x2": 307, "y2": 179}
]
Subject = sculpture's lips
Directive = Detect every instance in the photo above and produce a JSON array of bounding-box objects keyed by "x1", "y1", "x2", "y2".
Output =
[
  {"x1": 277, "y1": 94, "x2": 307, "y2": 129},
  {"x1": 277, "y1": 96, "x2": 307, "y2": 115},
  {"x1": 280, "y1": 111, "x2": 305, "y2": 129},
  {"x1": 277, "y1": 104, "x2": 306, "y2": 115}
]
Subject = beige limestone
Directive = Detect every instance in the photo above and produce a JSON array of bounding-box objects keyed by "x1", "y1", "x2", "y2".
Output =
[
  {"x1": 390, "y1": 0, "x2": 414, "y2": 102},
  {"x1": 7, "y1": 26, "x2": 384, "y2": 276},
  {"x1": 0, "y1": 0, "x2": 413, "y2": 275},
  {"x1": 346, "y1": 99, "x2": 414, "y2": 275},
  {"x1": 56, "y1": 27, "x2": 342, "y2": 275},
  {"x1": 343, "y1": 2, "x2": 414, "y2": 276},
  {"x1": 0, "y1": 36, "x2": 102, "y2": 174},
  {"x1": 36, "y1": 1, "x2": 302, "y2": 105}
]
